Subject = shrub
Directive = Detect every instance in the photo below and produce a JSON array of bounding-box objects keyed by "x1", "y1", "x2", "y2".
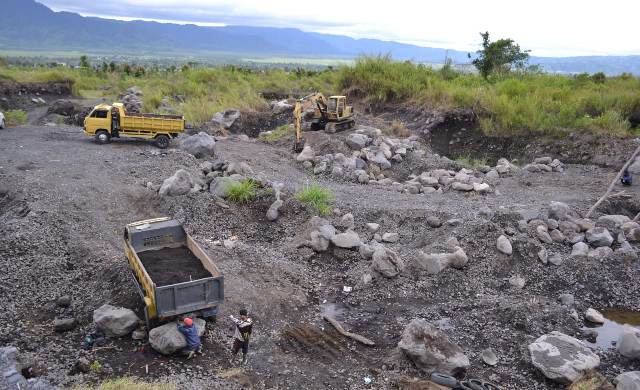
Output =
[
  {"x1": 5, "y1": 110, "x2": 27, "y2": 126},
  {"x1": 226, "y1": 179, "x2": 258, "y2": 203},
  {"x1": 295, "y1": 183, "x2": 334, "y2": 215},
  {"x1": 260, "y1": 124, "x2": 291, "y2": 142},
  {"x1": 455, "y1": 154, "x2": 488, "y2": 169},
  {"x1": 386, "y1": 120, "x2": 410, "y2": 138}
]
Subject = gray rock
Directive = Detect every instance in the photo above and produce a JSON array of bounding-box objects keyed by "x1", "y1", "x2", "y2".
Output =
[
  {"x1": 266, "y1": 199, "x2": 283, "y2": 221},
  {"x1": 427, "y1": 216, "x2": 442, "y2": 228},
  {"x1": 310, "y1": 231, "x2": 330, "y2": 252},
  {"x1": 302, "y1": 160, "x2": 313, "y2": 169},
  {"x1": 178, "y1": 132, "x2": 216, "y2": 158},
  {"x1": 481, "y1": 348, "x2": 498, "y2": 366},
  {"x1": 548, "y1": 254, "x2": 563, "y2": 266},
  {"x1": 549, "y1": 201, "x2": 570, "y2": 220},
  {"x1": 566, "y1": 232, "x2": 585, "y2": 244},
  {"x1": 93, "y1": 304, "x2": 140, "y2": 337},
  {"x1": 538, "y1": 248, "x2": 548, "y2": 264},
  {"x1": 56, "y1": 295, "x2": 71, "y2": 308},
  {"x1": 622, "y1": 222, "x2": 640, "y2": 235},
  {"x1": 382, "y1": 232, "x2": 399, "y2": 243},
  {"x1": 271, "y1": 100, "x2": 293, "y2": 114},
  {"x1": 528, "y1": 331, "x2": 600, "y2": 383},
  {"x1": 571, "y1": 242, "x2": 589, "y2": 260},
  {"x1": 536, "y1": 225, "x2": 553, "y2": 244},
  {"x1": 617, "y1": 326, "x2": 640, "y2": 359},
  {"x1": 366, "y1": 223, "x2": 380, "y2": 232},
  {"x1": 473, "y1": 182, "x2": 492, "y2": 194},
  {"x1": 359, "y1": 244, "x2": 375, "y2": 259},
  {"x1": 550, "y1": 229, "x2": 566, "y2": 243},
  {"x1": 372, "y1": 247, "x2": 405, "y2": 278},
  {"x1": 535, "y1": 156, "x2": 553, "y2": 164},
  {"x1": 588, "y1": 246, "x2": 614, "y2": 261},
  {"x1": 209, "y1": 176, "x2": 240, "y2": 198},
  {"x1": 296, "y1": 145, "x2": 315, "y2": 162},
  {"x1": 398, "y1": 319, "x2": 470, "y2": 374},
  {"x1": 559, "y1": 220, "x2": 580, "y2": 233},
  {"x1": 340, "y1": 213, "x2": 355, "y2": 230},
  {"x1": 149, "y1": 318, "x2": 206, "y2": 355},
  {"x1": 547, "y1": 218, "x2": 559, "y2": 230},
  {"x1": 616, "y1": 371, "x2": 640, "y2": 390},
  {"x1": 313, "y1": 161, "x2": 327, "y2": 175},
  {"x1": 451, "y1": 182, "x2": 474, "y2": 191},
  {"x1": 585, "y1": 308, "x2": 605, "y2": 324},
  {"x1": 159, "y1": 169, "x2": 194, "y2": 197},
  {"x1": 597, "y1": 215, "x2": 631, "y2": 230},
  {"x1": 53, "y1": 318, "x2": 76, "y2": 332},
  {"x1": 226, "y1": 161, "x2": 253, "y2": 176},
  {"x1": 211, "y1": 109, "x2": 240, "y2": 129},
  {"x1": 496, "y1": 235, "x2": 512, "y2": 255},
  {"x1": 132, "y1": 328, "x2": 147, "y2": 340},
  {"x1": 586, "y1": 227, "x2": 614, "y2": 247},
  {"x1": 346, "y1": 133, "x2": 370, "y2": 150},
  {"x1": 509, "y1": 275, "x2": 525, "y2": 288},
  {"x1": 616, "y1": 241, "x2": 638, "y2": 260},
  {"x1": 415, "y1": 247, "x2": 468, "y2": 275},
  {"x1": 559, "y1": 294, "x2": 575, "y2": 306},
  {"x1": 331, "y1": 230, "x2": 362, "y2": 249}
]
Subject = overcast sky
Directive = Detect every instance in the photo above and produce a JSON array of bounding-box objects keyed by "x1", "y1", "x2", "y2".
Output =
[{"x1": 38, "y1": 0, "x2": 639, "y2": 57}]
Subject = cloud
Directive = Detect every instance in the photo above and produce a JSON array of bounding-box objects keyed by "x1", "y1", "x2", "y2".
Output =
[{"x1": 37, "y1": 0, "x2": 640, "y2": 56}]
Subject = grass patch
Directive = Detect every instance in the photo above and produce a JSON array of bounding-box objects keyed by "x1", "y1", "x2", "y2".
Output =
[
  {"x1": 295, "y1": 183, "x2": 334, "y2": 215},
  {"x1": 226, "y1": 179, "x2": 258, "y2": 203},
  {"x1": 260, "y1": 124, "x2": 291, "y2": 141},
  {"x1": 73, "y1": 378, "x2": 175, "y2": 390},
  {"x1": 455, "y1": 154, "x2": 488, "y2": 169},
  {"x1": 4, "y1": 109, "x2": 27, "y2": 125}
]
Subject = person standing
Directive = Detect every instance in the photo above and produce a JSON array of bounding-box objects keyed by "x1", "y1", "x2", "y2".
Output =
[
  {"x1": 177, "y1": 317, "x2": 202, "y2": 359},
  {"x1": 229, "y1": 309, "x2": 253, "y2": 364},
  {"x1": 111, "y1": 106, "x2": 120, "y2": 137}
]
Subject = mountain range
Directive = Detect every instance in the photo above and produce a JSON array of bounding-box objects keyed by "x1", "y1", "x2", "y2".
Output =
[{"x1": 2, "y1": 0, "x2": 639, "y2": 74}]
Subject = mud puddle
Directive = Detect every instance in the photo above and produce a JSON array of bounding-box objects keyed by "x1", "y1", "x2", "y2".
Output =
[{"x1": 583, "y1": 309, "x2": 640, "y2": 349}]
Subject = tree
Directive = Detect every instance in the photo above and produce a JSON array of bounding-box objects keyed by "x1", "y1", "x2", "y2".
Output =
[
  {"x1": 79, "y1": 55, "x2": 90, "y2": 68},
  {"x1": 471, "y1": 32, "x2": 530, "y2": 79},
  {"x1": 101, "y1": 61, "x2": 108, "y2": 73},
  {"x1": 122, "y1": 63, "x2": 132, "y2": 75},
  {"x1": 108, "y1": 62, "x2": 117, "y2": 72}
]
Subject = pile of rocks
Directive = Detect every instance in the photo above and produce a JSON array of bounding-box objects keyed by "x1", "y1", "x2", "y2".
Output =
[
  {"x1": 523, "y1": 156, "x2": 565, "y2": 173},
  {"x1": 120, "y1": 86, "x2": 143, "y2": 113},
  {"x1": 296, "y1": 126, "x2": 421, "y2": 183}
]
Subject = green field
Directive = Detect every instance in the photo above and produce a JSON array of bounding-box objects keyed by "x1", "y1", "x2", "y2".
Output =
[{"x1": 1, "y1": 55, "x2": 638, "y2": 136}]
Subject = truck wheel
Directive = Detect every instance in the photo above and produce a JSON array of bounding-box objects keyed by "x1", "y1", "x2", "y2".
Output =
[
  {"x1": 95, "y1": 130, "x2": 110, "y2": 144},
  {"x1": 0, "y1": 119, "x2": 5, "y2": 129},
  {"x1": 154, "y1": 134, "x2": 170, "y2": 149}
]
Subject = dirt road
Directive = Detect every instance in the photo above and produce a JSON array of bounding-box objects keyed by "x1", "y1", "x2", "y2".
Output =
[{"x1": 1, "y1": 124, "x2": 640, "y2": 389}]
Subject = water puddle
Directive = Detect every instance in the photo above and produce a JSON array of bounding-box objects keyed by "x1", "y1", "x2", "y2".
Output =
[{"x1": 583, "y1": 309, "x2": 640, "y2": 349}]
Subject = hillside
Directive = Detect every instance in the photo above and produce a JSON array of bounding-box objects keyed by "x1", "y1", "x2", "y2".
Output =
[{"x1": 2, "y1": 0, "x2": 640, "y2": 74}]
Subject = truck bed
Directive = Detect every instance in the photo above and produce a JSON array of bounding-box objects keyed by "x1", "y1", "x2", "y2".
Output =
[{"x1": 138, "y1": 246, "x2": 211, "y2": 286}]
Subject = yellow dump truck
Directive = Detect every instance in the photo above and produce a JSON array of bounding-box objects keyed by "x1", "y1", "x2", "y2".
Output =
[
  {"x1": 83, "y1": 103, "x2": 185, "y2": 149},
  {"x1": 124, "y1": 218, "x2": 224, "y2": 327}
]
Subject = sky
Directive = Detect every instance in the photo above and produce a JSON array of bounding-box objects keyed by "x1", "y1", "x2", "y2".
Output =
[{"x1": 38, "y1": 0, "x2": 640, "y2": 57}]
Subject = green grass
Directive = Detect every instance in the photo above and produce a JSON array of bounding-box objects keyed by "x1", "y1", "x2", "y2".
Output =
[
  {"x1": 455, "y1": 154, "x2": 488, "y2": 169},
  {"x1": 338, "y1": 55, "x2": 640, "y2": 136},
  {"x1": 295, "y1": 183, "x2": 334, "y2": 215},
  {"x1": 73, "y1": 378, "x2": 175, "y2": 390},
  {"x1": 260, "y1": 124, "x2": 291, "y2": 141},
  {"x1": 4, "y1": 109, "x2": 27, "y2": 125},
  {"x1": 226, "y1": 179, "x2": 258, "y2": 203}
]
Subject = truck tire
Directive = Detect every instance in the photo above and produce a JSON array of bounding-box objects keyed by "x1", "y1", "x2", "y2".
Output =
[
  {"x1": 95, "y1": 130, "x2": 111, "y2": 144},
  {"x1": 154, "y1": 134, "x2": 170, "y2": 149},
  {"x1": 0, "y1": 119, "x2": 5, "y2": 129}
]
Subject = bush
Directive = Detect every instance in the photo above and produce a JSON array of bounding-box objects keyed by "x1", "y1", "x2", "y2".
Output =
[
  {"x1": 386, "y1": 120, "x2": 410, "y2": 138},
  {"x1": 226, "y1": 179, "x2": 258, "y2": 203},
  {"x1": 4, "y1": 110, "x2": 27, "y2": 126},
  {"x1": 73, "y1": 377, "x2": 175, "y2": 390},
  {"x1": 295, "y1": 183, "x2": 334, "y2": 215}
]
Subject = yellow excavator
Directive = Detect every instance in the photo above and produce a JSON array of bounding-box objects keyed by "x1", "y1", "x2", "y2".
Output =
[{"x1": 293, "y1": 93, "x2": 355, "y2": 152}]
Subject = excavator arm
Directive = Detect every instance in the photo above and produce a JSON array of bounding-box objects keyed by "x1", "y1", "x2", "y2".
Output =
[{"x1": 293, "y1": 101, "x2": 305, "y2": 152}]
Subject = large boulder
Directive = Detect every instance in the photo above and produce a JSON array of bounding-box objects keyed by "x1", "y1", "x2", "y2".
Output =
[
  {"x1": 616, "y1": 371, "x2": 640, "y2": 390},
  {"x1": 617, "y1": 326, "x2": 640, "y2": 359},
  {"x1": 331, "y1": 229, "x2": 362, "y2": 249},
  {"x1": 346, "y1": 133, "x2": 370, "y2": 150},
  {"x1": 372, "y1": 247, "x2": 405, "y2": 278},
  {"x1": 586, "y1": 227, "x2": 614, "y2": 247},
  {"x1": 211, "y1": 109, "x2": 241, "y2": 129},
  {"x1": 296, "y1": 145, "x2": 315, "y2": 162},
  {"x1": 48, "y1": 99, "x2": 82, "y2": 116},
  {"x1": 93, "y1": 304, "x2": 140, "y2": 337},
  {"x1": 209, "y1": 176, "x2": 240, "y2": 198},
  {"x1": 149, "y1": 318, "x2": 206, "y2": 355},
  {"x1": 597, "y1": 215, "x2": 631, "y2": 230},
  {"x1": 178, "y1": 132, "x2": 216, "y2": 159},
  {"x1": 528, "y1": 331, "x2": 600, "y2": 384},
  {"x1": 159, "y1": 169, "x2": 194, "y2": 197},
  {"x1": 271, "y1": 100, "x2": 293, "y2": 114},
  {"x1": 398, "y1": 319, "x2": 470, "y2": 375}
]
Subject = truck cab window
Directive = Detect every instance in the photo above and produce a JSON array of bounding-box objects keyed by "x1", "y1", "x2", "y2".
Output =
[{"x1": 90, "y1": 110, "x2": 108, "y2": 118}]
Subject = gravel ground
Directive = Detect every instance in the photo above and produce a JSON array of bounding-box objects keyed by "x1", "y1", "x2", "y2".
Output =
[{"x1": 1, "y1": 124, "x2": 640, "y2": 389}]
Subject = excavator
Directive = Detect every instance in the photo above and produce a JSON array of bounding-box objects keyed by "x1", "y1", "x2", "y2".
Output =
[{"x1": 293, "y1": 93, "x2": 355, "y2": 152}]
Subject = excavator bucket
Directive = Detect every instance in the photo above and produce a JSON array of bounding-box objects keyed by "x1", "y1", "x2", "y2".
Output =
[{"x1": 293, "y1": 137, "x2": 306, "y2": 153}]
